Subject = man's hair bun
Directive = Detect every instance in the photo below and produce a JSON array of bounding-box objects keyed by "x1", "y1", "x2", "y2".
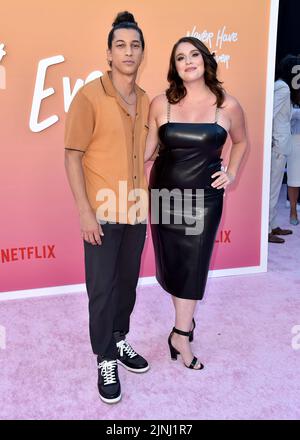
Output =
[
  {"x1": 112, "y1": 11, "x2": 137, "y2": 27},
  {"x1": 107, "y1": 11, "x2": 144, "y2": 51}
]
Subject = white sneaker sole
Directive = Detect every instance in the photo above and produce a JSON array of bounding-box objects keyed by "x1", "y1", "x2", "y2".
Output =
[
  {"x1": 117, "y1": 360, "x2": 150, "y2": 373},
  {"x1": 99, "y1": 393, "x2": 122, "y2": 404}
]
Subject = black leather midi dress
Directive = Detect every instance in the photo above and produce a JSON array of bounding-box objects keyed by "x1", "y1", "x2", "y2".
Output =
[{"x1": 149, "y1": 104, "x2": 228, "y2": 300}]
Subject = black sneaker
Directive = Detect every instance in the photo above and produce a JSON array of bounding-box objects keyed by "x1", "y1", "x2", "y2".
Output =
[
  {"x1": 116, "y1": 339, "x2": 150, "y2": 373},
  {"x1": 97, "y1": 359, "x2": 121, "y2": 404}
]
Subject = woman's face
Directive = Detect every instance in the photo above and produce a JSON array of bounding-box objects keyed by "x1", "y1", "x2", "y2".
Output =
[
  {"x1": 107, "y1": 28, "x2": 143, "y2": 74},
  {"x1": 174, "y1": 42, "x2": 205, "y2": 83}
]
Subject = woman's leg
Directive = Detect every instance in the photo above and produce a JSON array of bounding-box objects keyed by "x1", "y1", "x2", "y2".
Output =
[
  {"x1": 171, "y1": 295, "x2": 196, "y2": 332},
  {"x1": 288, "y1": 186, "x2": 300, "y2": 220},
  {"x1": 170, "y1": 295, "x2": 202, "y2": 369}
]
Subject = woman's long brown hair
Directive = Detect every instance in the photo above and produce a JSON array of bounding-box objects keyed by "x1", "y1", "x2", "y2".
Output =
[{"x1": 166, "y1": 36, "x2": 225, "y2": 107}]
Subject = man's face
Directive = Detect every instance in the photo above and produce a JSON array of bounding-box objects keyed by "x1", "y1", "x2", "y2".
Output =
[{"x1": 107, "y1": 28, "x2": 144, "y2": 75}]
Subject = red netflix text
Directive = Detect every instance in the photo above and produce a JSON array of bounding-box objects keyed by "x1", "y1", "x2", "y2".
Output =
[
  {"x1": 1, "y1": 245, "x2": 56, "y2": 263},
  {"x1": 215, "y1": 230, "x2": 231, "y2": 244}
]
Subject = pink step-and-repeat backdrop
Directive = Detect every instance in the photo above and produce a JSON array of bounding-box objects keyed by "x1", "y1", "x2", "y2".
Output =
[{"x1": 0, "y1": 0, "x2": 276, "y2": 294}]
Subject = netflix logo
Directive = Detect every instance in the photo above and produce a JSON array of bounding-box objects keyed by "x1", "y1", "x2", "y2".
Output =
[{"x1": 1, "y1": 245, "x2": 56, "y2": 263}]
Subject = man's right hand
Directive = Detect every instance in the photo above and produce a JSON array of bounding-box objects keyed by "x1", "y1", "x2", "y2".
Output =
[{"x1": 80, "y1": 210, "x2": 104, "y2": 245}]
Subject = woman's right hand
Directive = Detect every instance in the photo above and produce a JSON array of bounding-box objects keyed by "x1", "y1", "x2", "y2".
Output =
[{"x1": 80, "y1": 209, "x2": 104, "y2": 245}]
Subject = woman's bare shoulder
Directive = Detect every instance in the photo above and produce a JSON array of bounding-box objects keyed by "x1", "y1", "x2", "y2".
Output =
[
  {"x1": 149, "y1": 93, "x2": 168, "y2": 117},
  {"x1": 222, "y1": 93, "x2": 242, "y2": 111},
  {"x1": 150, "y1": 93, "x2": 168, "y2": 107}
]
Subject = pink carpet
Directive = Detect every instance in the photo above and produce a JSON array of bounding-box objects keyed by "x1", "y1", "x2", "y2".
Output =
[{"x1": 0, "y1": 185, "x2": 299, "y2": 420}]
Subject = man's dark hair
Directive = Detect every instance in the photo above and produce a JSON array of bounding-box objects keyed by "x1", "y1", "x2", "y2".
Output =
[{"x1": 107, "y1": 11, "x2": 145, "y2": 51}]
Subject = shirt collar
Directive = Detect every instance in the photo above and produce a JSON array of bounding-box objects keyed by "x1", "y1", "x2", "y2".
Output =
[{"x1": 100, "y1": 71, "x2": 145, "y2": 99}]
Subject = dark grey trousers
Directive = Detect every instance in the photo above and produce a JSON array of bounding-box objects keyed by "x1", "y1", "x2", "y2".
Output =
[{"x1": 84, "y1": 222, "x2": 146, "y2": 358}]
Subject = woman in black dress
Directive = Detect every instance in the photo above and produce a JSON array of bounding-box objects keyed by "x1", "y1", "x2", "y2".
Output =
[{"x1": 145, "y1": 37, "x2": 247, "y2": 370}]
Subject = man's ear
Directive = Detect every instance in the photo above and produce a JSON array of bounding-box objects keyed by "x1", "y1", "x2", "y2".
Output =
[{"x1": 106, "y1": 48, "x2": 112, "y2": 66}]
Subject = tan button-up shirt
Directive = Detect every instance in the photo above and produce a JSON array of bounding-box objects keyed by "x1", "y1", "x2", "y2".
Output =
[{"x1": 64, "y1": 71, "x2": 149, "y2": 224}]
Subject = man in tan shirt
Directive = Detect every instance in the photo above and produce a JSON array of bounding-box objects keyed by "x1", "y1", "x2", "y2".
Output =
[{"x1": 64, "y1": 12, "x2": 149, "y2": 404}]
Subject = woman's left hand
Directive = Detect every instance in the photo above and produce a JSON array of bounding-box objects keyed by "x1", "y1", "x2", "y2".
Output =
[{"x1": 211, "y1": 170, "x2": 235, "y2": 189}]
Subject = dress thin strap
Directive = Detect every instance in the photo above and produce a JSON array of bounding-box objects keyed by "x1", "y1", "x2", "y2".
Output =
[
  {"x1": 215, "y1": 106, "x2": 219, "y2": 124},
  {"x1": 167, "y1": 100, "x2": 171, "y2": 123}
]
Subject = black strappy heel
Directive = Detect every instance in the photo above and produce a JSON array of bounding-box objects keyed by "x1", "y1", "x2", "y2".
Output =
[
  {"x1": 189, "y1": 318, "x2": 196, "y2": 342},
  {"x1": 168, "y1": 327, "x2": 204, "y2": 370}
]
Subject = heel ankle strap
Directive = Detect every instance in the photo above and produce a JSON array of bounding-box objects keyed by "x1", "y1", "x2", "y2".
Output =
[{"x1": 172, "y1": 327, "x2": 192, "y2": 337}]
